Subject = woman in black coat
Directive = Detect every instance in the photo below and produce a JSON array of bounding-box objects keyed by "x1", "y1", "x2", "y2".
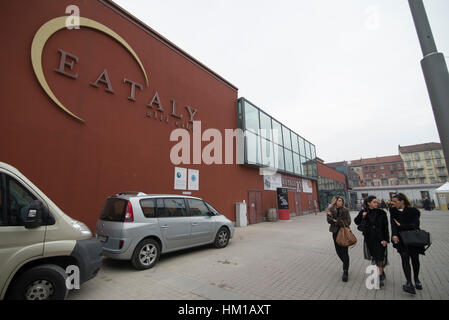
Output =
[
  {"x1": 354, "y1": 196, "x2": 389, "y2": 287},
  {"x1": 390, "y1": 193, "x2": 425, "y2": 294}
]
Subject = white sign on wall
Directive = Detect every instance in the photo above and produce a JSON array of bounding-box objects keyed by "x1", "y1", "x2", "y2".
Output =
[
  {"x1": 174, "y1": 167, "x2": 187, "y2": 190},
  {"x1": 188, "y1": 169, "x2": 199, "y2": 191},
  {"x1": 263, "y1": 174, "x2": 282, "y2": 191},
  {"x1": 302, "y1": 179, "x2": 313, "y2": 193}
]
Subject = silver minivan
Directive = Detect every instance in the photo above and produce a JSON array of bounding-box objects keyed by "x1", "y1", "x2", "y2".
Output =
[{"x1": 95, "y1": 192, "x2": 234, "y2": 270}]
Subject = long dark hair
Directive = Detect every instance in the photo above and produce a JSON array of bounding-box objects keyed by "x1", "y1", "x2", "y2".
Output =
[
  {"x1": 392, "y1": 193, "x2": 411, "y2": 207},
  {"x1": 363, "y1": 195, "x2": 377, "y2": 210}
]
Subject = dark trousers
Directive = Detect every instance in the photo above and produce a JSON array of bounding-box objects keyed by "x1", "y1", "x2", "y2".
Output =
[
  {"x1": 333, "y1": 232, "x2": 349, "y2": 271},
  {"x1": 399, "y1": 250, "x2": 420, "y2": 282}
]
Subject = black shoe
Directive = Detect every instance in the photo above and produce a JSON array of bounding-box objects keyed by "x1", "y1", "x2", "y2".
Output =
[
  {"x1": 415, "y1": 279, "x2": 423, "y2": 290},
  {"x1": 342, "y1": 270, "x2": 348, "y2": 282},
  {"x1": 403, "y1": 282, "x2": 416, "y2": 294},
  {"x1": 380, "y1": 271, "x2": 386, "y2": 282}
]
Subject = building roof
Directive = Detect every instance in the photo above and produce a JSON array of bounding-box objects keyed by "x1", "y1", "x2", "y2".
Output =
[
  {"x1": 348, "y1": 155, "x2": 403, "y2": 166},
  {"x1": 325, "y1": 161, "x2": 347, "y2": 168},
  {"x1": 398, "y1": 142, "x2": 441, "y2": 153}
]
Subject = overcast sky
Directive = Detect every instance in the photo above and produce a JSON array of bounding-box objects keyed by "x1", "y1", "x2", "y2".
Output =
[{"x1": 114, "y1": 0, "x2": 448, "y2": 163}]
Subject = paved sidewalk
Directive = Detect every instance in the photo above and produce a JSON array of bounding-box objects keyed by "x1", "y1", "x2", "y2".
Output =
[{"x1": 69, "y1": 210, "x2": 449, "y2": 300}]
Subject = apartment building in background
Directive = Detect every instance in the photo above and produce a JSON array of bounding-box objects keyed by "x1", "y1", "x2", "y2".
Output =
[
  {"x1": 348, "y1": 155, "x2": 407, "y2": 187},
  {"x1": 328, "y1": 156, "x2": 407, "y2": 188},
  {"x1": 399, "y1": 142, "x2": 448, "y2": 185}
]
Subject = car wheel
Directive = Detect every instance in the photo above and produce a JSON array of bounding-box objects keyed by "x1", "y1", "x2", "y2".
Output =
[
  {"x1": 7, "y1": 264, "x2": 68, "y2": 300},
  {"x1": 131, "y1": 239, "x2": 160, "y2": 270},
  {"x1": 214, "y1": 227, "x2": 230, "y2": 248}
]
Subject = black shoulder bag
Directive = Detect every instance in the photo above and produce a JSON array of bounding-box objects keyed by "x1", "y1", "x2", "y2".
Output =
[
  {"x1": 357, "y1": 209, "x2": 367, "y2": 232},
  {"x1": 400, "y1": 229, "x2": 432, "y2": 251}
]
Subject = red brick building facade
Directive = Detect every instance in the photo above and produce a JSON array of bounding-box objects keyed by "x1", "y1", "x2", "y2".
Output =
[{"x1": 0, "y1": 0, "x2": 319, "y2": 230}]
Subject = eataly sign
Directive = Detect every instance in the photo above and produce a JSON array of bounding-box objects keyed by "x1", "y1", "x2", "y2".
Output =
[{"x1": 54, "y1": 48, "x2": 199, "y2": 129}]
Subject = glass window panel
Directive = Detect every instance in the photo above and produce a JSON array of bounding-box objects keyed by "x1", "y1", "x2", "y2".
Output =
[
  {"x1": 301, "y1": 156, "x2": 307, "y2": 176},
  {"x1": 293, "y1": 153, "x2": 301, "y2": 175},
  {"x1": 140, "y1": 199, "x2": 156, "y2": 218},
  {"x1": 261, "y1": 138, "x2": 275, "y2": 167},
  {"x1": 163, "y1": 198, "x2": 187, "y2": 217},
  {"x1": 245, "y1": 130, "x2": 261, "y2": 165},
  {"x1": 5, "y1": 177, "x2": 38, "y2": 226},
  {"x1": 237, "y1": 99, "x2": 244, "y2": 129},
  {"x1": 187, "y1": 199, "x2": 210, "y2": 217},
  {"x1": 291, "y1": 133, "x2": 299, "y2": 153},
  {"x1": 311, "y1": 145, "x2": 316, "y2": 159},
  {"x1": 276, "y1": 145, "x2": 285, "y2": 171},
  {"x1": 305, "y1": 141, "x2": 311, "y2": 159},
  {"x1": 259, "y1": 111, "x2": 272, "y2": 141},
  {"x1": 284, "y1": 149, "x2": 294, "y2": 173},
  {"x1": 282, "y1": 126, "x2": 292, "y2": 150},
  {"x1": 244, "y1": 101, "x2": 260, "y2": 133},
  {"x1": 298, "y1": 137, "x2": 305, "y2": 156},
  {"x1": 271, "y1": 120, "x2": 283, "y2": 146},
  {"x1": 205, "y1": 201, "x2": 221, "y2": 215}
]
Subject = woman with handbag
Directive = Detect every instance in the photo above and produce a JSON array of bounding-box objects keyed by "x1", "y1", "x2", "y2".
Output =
[
  {"x1": 326, "y1": 195, "x2": 352, "y2": 282},
  {"x1": 390, "y1": 193, "x2": 425, "y2": 294},
  {"x1": 354, "y1": 196, "x2": 389, "y2": 287}
]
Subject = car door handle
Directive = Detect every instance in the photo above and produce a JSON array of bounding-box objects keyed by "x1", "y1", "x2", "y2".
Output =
[
  {"x1": 191, "y1": 223, "x2": 199, "y2": 226},
  {"x1": 161, "y1": 225, "x2": 169, "y2": 229}
]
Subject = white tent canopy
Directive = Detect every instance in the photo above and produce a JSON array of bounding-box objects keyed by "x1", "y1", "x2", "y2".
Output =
[{"x1": 435, "y1": 182, "x2": 449, "y2": 193}]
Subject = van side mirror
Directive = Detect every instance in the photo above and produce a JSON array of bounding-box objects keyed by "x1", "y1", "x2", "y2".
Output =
[{"x1": 25, "y1": 200, "x2": 44, "y2": 229}]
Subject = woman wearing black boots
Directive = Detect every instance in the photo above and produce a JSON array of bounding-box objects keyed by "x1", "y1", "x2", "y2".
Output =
[
  {"x1": 390, "y1": 193, "x2": 425, "y2": 294},
  {"x1": 326, "y1": 195, "x2": 352, "y2": 282},
  {"x1": 354, "y1": 196, "x2": 389, "y2": 287}
]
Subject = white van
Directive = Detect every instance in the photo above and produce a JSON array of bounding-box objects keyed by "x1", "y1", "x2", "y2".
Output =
[{"x1": 0, "y1": 162, "x2": 102, "y2": 300}]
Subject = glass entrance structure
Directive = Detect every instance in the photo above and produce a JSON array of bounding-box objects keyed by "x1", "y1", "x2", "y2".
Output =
[{"x1": 237, "y1": 97, "x2": 318, "y2": 180}]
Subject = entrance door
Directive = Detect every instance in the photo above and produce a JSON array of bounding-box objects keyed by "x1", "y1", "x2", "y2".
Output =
[
  {"x1": 294, "y1": 192, "x2": 302, "y2": 216},
  {"x1": 308, "y1": 194, "x2": 314, "y2": 213},
  {"x1": 248, "y1": 190, "x2": 263, "y2": 224}
]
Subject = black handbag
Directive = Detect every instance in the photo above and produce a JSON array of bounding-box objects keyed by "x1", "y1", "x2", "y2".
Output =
[
  {"x1": 357, "y1": 207, "x2": 368, "y2": 232},
  {"x1": 400, "y1": 229, "x2": 432, "y2": 251},
  {"x1": 357, "y1": 219, "x2": 367, "y2": 232}
]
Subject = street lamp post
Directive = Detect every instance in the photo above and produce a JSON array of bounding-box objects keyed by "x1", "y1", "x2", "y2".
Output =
[{"x1": 408, "y1": 0, "x2": 449, "y2": 169}]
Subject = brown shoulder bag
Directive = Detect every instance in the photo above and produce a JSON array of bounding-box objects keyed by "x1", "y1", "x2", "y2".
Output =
[{"x1": 336, "y1": 220, "x2": 357, "y2": 247}]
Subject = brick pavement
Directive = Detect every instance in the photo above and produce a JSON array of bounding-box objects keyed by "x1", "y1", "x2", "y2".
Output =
[{"x1": 68, "y1": 210, "x2": 449, "y2": 300}]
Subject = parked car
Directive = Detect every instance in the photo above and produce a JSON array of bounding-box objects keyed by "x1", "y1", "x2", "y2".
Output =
[
  {"x1": 0, "y1": 162, "x2": 103, "y2": 300},
  {"x1": 95, "y1": 192, "x2": 234, "y2": 270}
]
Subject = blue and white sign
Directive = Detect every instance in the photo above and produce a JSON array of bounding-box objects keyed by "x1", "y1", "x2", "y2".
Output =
[
  {"x1": 188, "y1": 169, "x2": 199, "y2": 191},
  {"x1": 174, "y1": 167, "x2": 187, "y2": 190}
]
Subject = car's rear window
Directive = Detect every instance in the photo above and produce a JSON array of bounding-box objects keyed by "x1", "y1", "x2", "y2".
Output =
[{"x1": 99, "y1": 198, "x2": 127, "y2": 222}]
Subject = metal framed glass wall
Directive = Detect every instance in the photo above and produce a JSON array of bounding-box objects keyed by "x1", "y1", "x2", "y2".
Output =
[
  {"x1": 237, "y1": 97, "x2": 318, "y2": 180},
  {"x1": 317, "y1": 176, "x2": 347, "y2": 211}
]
